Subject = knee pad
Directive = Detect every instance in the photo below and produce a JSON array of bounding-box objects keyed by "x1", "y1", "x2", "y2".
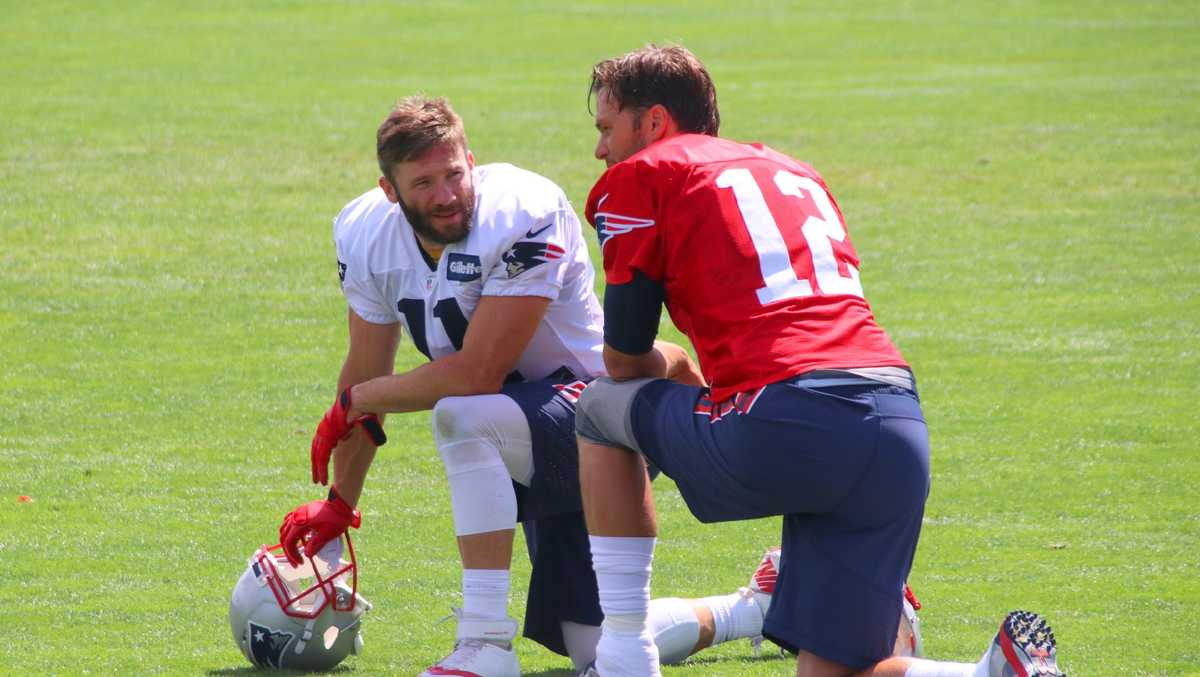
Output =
[
  {"x1": 646, "y1": 597, "x2": 700, "y2": 665},
  {"x1": 433, "y1": 394, "x2": 533, "y2": 485},
  {"x1": 575, "y1": 377, "x2": 655, "y2": 453},
  {"x1": 432, "y1": 396, "x2": 527, "y2": 535}
]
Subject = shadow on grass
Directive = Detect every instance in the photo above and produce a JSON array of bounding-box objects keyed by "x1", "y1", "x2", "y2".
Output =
[
  {"x1": 206, "y1": 667, "x2": 353, "y2": 675},
  {"x1": 676, "y1": 652, "x2": 791, "y2": 667},
  {"x1": 205, "y1": 649, "x2": 788, "y2": 676},
  {"x1": 519, "y1": 651, "x2": 788, "y2": 676}
]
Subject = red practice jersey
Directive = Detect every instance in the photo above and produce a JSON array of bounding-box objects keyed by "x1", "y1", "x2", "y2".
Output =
[{"x1": 585, "y1": 134, "x2": 908, "y2": 402}]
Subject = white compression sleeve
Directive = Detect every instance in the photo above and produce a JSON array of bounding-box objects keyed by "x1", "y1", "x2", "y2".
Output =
[{"x1": 432, "y1": 394, "x2": 533, "y2": 535}]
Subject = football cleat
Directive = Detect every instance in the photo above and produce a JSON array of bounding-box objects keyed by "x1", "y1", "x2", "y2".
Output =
[
  {"x1": 981, "y1": 610, "x2": 1065, "y2": 677},
  {"x1": 896, "y1": 583, "x2": 924, "y2": 657},
  {"x1": 420, "y1": 608, "x2": 520, "y2": 677},
  {"x1": 744, "y1": 547, "x2": 780, "y2": 656}
]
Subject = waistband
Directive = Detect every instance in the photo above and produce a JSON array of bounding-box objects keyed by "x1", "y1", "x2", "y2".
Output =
[{"x1": 788, "y1": 368, "x2": 916, "y2": 393}]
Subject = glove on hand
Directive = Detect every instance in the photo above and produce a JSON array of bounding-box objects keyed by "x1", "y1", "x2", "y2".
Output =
[
  {"x1": 311, "y1": 387, "x2": 386, "y2": 485},
  {"x1": 278, "y1": 489, "x2": 362, "y2": 568}
]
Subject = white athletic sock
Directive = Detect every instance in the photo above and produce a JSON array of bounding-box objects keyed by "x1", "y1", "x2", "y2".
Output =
[
  {"x1": 590, "y1": 536, "x2": 656, "y2": 620},
  {"x1": 590, "y1": 536, "x2": 661, "y2": 676},
  {"x1": 595, "y1": 627, "x2": 661, "y2": 677},
  {"x1": 701, "y1": 592, "x2": 763, "y2": 644},
  {"x1": 462, "y1": 568, "x2": 510, "y2": 620},
  {"x1": 904, "y1": 659, "x2": 977, "y2": 677}
]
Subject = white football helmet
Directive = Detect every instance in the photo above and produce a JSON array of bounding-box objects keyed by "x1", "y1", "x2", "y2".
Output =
[{"x1": 229, "y1": 534, "x2": 371, "y2": 671}]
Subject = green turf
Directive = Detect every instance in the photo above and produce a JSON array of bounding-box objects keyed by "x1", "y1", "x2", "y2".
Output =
[{"x1": 2, "y1": 1, "x2": 1197, "y2": 674}]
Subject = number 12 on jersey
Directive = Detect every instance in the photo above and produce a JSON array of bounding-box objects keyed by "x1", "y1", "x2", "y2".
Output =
[{"x1": 716, "y1": 168, "x2": 864, "y2": 305}]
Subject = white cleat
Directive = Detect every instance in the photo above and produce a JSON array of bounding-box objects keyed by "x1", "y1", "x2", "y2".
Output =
[
  {"x1": 980, "y1": 610, "x2": 1065, "y2": 677},
  {"x1": 420, "y1": 609, "x2": 520, "y2": 677},
  {"x1": 896, "y1": 583, "x2": 924, "y2": 658},
  {"x1": 744, "y1": 547, "x2": 780, "y2": 655}
]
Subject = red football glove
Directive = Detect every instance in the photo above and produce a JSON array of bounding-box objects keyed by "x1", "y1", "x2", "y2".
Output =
[
  {"x1": 311, "y1": 387, "x2": 387, "y2": 485},
  {"x1": 278, "y1": 489, "x2": 362, "y2": 568}
]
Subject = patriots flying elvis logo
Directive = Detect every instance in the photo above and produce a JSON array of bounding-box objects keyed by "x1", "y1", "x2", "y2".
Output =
[
  {"x1": 248, "y1": 622, "x2": 294, "y2": 668},
  {"x1": 502, "y1": 240, "x2": 565, "y2": 278},
  {"x1": 592, "y1": 195, "x2": 655, "y2": 248}
]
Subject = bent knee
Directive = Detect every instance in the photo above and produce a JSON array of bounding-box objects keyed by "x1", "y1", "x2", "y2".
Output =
[
  {"x1": 432, "y1": 394, "x2": 524, "y2": 445},
  {"x1": 433, "y1": 394, "x2": 533, "y2": 484},
  {"x1": 431, "y1": 396, "x2": 473, "y2": 443},
  {"x1": 575, "y1": 377, "x2": 656, "y2": 452}
]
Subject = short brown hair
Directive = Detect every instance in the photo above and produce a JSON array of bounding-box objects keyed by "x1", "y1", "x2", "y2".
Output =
[
  {"x1": 590, "y1": 45, "x2": 719, "y2": 136},
  {"x1": 376, "y1": 96, "x2": 467, "y2": 178}
]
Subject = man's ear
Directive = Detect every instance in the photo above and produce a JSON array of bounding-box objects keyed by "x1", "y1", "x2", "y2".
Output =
[
  {"x1": 378, "y1": 176, "x2": 399, "y2": 203},
  {"x1": 645, "y1": 104, "x2": 680, "y2": 142},
  {"x1": 466, "y1": 149, "x2": 475, "y2": 170}
]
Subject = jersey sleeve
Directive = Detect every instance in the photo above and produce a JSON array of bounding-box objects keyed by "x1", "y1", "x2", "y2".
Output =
[
  {"x1": 481, "y1": 206, "x2": 578, "y2": 300},
  {"x1": 586, "y1": 160, "x2": 669, "y2": 354},
  {"x1": 334, "y1": 223, "x2": 395, "y2": 325},
  {"x1": 585, "y1": 160, "x2": 665, "y2": 285}
]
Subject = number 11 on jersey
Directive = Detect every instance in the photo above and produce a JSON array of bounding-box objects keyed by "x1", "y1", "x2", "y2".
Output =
[{"x1": 716, "y1": 168, "x2": 864, "y2": 305}]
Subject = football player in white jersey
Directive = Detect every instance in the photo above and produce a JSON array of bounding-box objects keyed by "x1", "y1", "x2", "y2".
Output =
[
  {"x1": 275, "y1": 95, "x2": 702, "y2": 676},
  {"x1": 273, "y1": 96, "x2": 926, "y2": 676}
]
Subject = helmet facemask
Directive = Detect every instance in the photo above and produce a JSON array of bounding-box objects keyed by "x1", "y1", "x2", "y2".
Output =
[{"x1": 255, "y1": 535, "x2": 360, "y2": 619}]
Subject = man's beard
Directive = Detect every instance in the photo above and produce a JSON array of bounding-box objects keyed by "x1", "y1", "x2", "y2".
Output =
[{"x1": 398, "y1": 190, "x2": 475, "y2": 246}]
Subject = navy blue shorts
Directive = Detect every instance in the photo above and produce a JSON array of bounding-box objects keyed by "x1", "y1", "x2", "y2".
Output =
[
  {"x1": 630, "y1": 375, "x2": 930, "y2": 669},
  {"x1": 501, "y1": 377, "x2": 602, "y2": 657}
]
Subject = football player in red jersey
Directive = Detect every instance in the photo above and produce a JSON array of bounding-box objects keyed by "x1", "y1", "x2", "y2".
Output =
[{"x1": 574, "y1": 46, "x2": 1065, "y2": 677}]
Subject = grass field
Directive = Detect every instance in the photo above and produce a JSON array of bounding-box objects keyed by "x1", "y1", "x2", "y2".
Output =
[{"x1": 2, "y1": 1, "x2": 1198, "y2": 675}]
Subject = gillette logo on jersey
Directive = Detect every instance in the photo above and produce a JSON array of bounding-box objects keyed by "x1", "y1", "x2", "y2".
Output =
[
  {"x1": 447, "y1": 253, "x2": 483, "y2": 281},
  {"x1": 502, "y1": 241, "x2": 565, "y2": 278}
]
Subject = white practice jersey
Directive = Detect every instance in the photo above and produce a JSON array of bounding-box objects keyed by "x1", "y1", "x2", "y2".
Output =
[{"x1": 333, "y1": 163, "x2": 605, "y2": 383}]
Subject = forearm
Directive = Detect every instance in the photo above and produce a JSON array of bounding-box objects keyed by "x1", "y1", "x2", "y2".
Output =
[
  {"x1": 351, "y1": 351, "x2": 505, "y2": 415},
  {"x1": 603, "y1": 343, "x2": 668, "y2": 381},
  {"x1": 332, "y1": 437, "x2": 377, "y2": 507},
  {"x1": 653, "y1": 340, "x2": 705, "y2": 386},
  {"x1": 331, "y1": 341, "x2": 394, "y2": 507},
  {"x1": 604, "y1": 340, "x2": 705, "y2": 386}
]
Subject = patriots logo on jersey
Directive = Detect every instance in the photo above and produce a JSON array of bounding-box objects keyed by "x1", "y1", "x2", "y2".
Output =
[
  {"x1": 248, "y1": 622, "x2": 294, "y2": 668},
  {"x1": 502, "y1": 240, "x2": 565, "y2": 278},
  {"x1": 337, "y1": 260, "x2": 347, "y2": 282},
  {"x1": 593, "y1": 208, "x2": 656, "y2": 249}
]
